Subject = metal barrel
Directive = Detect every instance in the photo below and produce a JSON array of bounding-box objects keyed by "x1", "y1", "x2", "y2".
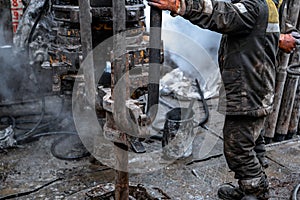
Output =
[
  {"x1": 162, "y1": 107, "x2": 195, "y2": 159},
  {"x1": 274, "y1": 64, "x2": 300, "y2": 142}
]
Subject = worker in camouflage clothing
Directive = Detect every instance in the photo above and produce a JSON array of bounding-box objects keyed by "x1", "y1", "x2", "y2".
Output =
[{"x1": 147, "y1": 0, "x2": 297, "y2": 199}]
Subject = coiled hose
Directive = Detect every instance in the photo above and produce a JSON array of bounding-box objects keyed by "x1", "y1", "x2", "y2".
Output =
[{"x1": 292, "y1": 184, "x2": 300, "y2": 200}]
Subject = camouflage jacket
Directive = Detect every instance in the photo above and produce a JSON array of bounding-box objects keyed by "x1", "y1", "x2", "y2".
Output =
[{"x1": 181, "y1": 0, "x2": 280, "y2": 116}]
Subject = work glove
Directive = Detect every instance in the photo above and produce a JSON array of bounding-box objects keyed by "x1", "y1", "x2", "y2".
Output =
[
  {"x1": 279, "y1": 33, "x2": 296, "y2": 53},
  {"x1": 147, "y1": 0, "x2": 186, "y2": 16},
  {"x1": 291, "y1": 31, "x2": 300, "y2": 45}
]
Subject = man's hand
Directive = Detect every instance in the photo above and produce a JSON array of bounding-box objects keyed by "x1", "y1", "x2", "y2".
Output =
[
  {"x1": 147, "y1": 0, "x2": 184, "y2": 15},
  {"x1": 279, "y1": 33, "x2": 296, "y2": 53}
]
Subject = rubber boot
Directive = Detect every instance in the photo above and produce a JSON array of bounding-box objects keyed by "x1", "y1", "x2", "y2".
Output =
[
  {"x1": 218, "y1": 175, "x2": 269, "y2": 200},
  {"x1": 239, "y1": 175, "x2": 269, "y2": 200},
  {"x1": 217, "y1": 184, "x2": 244, "y2": 200}
]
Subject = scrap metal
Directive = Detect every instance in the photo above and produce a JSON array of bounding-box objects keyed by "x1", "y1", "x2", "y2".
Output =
[{"x1": 0, "y1": 126, "x2": 16, "y2": 149}]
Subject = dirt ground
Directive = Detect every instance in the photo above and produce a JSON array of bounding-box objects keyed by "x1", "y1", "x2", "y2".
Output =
[{"x1": 1, "y1": 96, "x2": 300, "y2": 199}]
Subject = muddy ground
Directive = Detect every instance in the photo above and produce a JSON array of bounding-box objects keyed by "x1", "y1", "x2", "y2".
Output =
[{"x1": 0, "y1": 96, "x2": 300, "y2": 199}]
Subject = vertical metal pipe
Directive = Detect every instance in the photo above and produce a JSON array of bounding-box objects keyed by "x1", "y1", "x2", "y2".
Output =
[
  {"x1": 287, "y1": 8, "x2": 300, "y2": 139},
  {"x1": 79, "y1": 0, "x2": 93, "y2": 59},
  {"x1": 147, "y1": 7, "x2": 162, "y2": 120},
  {"x1": 114, "y1": 142, "x2": 129, "y2": 200},
  {"x1": 287, "y1": 81, "x2": 300, "y2": 139},
  {"x1": 264, "y1": 53, "x2": 289, "y2": 141},
  {"x1": 285, "y1": 0, "x2": 300, "y2": 26},
  {"x1": 112, "y1": 0, "x2": 129, "y2": 199},
  {"x1": 0, "y1": 0, "x2": 13, "y2": 45},
  {"x1": 78, "y1": 0, "x2": 95, "y2": 106},
  {"x1": 274, "y1": 64, "x2": 300, "y2": 141},
  {"x1": 273, "y1": 0, "x2": 300, "y2": 141},
  {"x1": 112, "y1": 0, "x2": 126, "y2": 86},
  {"x1": 264, "y1": 0, "x2": 300, "y2": 141}
]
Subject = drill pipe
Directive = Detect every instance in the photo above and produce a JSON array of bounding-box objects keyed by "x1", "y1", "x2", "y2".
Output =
[
  {"x1": 275, "y1": 64, "x2": 300, "y2": 142},
  {"x1": 112, "y1": 0, "x2": 129, "y2": 199},
  {"x1": 147, "y1": 7, "x2": 162, "y2": 121}
]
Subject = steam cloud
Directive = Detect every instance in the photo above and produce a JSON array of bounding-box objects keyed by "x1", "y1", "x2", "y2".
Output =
[{"x1": 144, "y1": 3, "x2": 222, "y2": 98}]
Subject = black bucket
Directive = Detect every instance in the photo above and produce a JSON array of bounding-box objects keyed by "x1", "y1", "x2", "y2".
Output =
[{"x1": 162, "y1": 107, "x2": 195, "y2": 159}]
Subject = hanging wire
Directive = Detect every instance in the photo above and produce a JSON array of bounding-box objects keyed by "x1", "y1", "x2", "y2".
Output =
[
  {"x1": 15, "y1": 97, "x2": 46, "y2": 142},
  {"x1": 14, "y1": 96, "x2": 66, "y2": 143}
]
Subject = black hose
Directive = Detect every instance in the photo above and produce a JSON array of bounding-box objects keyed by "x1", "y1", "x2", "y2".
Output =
[
  {"x1": 0, "y1": 178, "x2": 62, "y2": 200},
  {"x1": 195, "y1": 79, "x2": 209, "y2": 127},
  {"x1": 151, "y1": 79, "x2": 210, "y2": 132},
  {"x1": 16, "y1": 97, "x2": 46, "y2": 142},
  {"x1": 15, "y1": 122, "x2": 49, "y2": 131},
  {"x1": 15, "y1": 118, "x2": 51, "y2": 124},
  {"x1": 15, "y1": 122, "x2": 54, "y2": 131},
  {"x1": 0, "y1": 99, "x2": 41, "y2": 106},
  {"x1": 27, "y1": 0, "x2": 49, "y2": 45},
  {"x1": 292, "y1": 183, "x2": 300, "y2": 200},
  {"x1": 15, "y1": 96, "x2": 65, "y2": 142}
]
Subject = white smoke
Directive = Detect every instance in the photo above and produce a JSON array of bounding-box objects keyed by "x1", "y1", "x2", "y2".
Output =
[{"x1": 144, "y1": 3, "x2": 222, "y2": 98}]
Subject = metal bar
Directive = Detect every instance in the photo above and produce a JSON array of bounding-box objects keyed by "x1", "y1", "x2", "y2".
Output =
[
  {"x1": 78, "y1": 0, "x2": 95, "y2": 106},
  {"x1": 112, "y1": 0, "x2": 126, "y2": 86},
  {"x1": 275, "y1": 64, "x2": 300, "y2": 141},
  {"x1": 273, "y1": 1, "x2": 300, "y2": 141},
  {"x1": 265, "y1": 136, "x2": 300, "y2": 150},
  {"x1": 0, "y1": 0, "x2": 13, "y2": 45},
  {"x1": 265, "y1": 0, "x2": 300, "y2": 140},
  {"x1": 288, "y1": 79, "x2": 300, "y2": 138},
  {"x1": 287, "y1": 7, "x2": 300, "y2": 139},
  {"x1": 265, "y1": 54, "x2": 289, "y2": 140},
  {"x1": 111, "y1": 0, "x2": 128, "y2": 119},
  {"x1": 114, "y1": 142, "x2": 129, "y2": 200},
  {"x1": 79, "y1": 0, "x2": 93, "y2": 58},
  {"x1": 274, "y1": 73, "x2": 299, "y2": 140},
  {"x1": 112, "y1": 0, "x2": 129, "y2": 199},
  {"x1": 147, "y1": 7, "x2": 162, "y2": 120}
]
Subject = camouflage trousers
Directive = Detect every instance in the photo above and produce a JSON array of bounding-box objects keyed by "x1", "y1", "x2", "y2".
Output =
[{"x1": 223, "y1": 115, "x2": 266, "y2": 179}]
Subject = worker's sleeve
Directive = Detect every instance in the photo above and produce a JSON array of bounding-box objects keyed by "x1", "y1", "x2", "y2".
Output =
[
  {"x1": 181, "y1": 0, "x2": 259, "y2": 34},
  {"x1": 278, "y1": 0, "x2": 297, "y2": 34}
]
